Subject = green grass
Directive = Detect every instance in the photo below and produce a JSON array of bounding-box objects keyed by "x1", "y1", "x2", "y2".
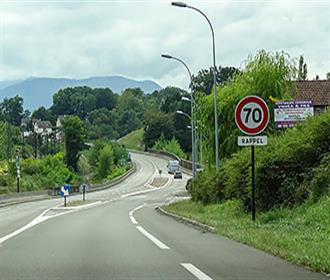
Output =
[
  {"x1": 118, "y1": 128, "x2": 144, "y2": 151},
  {"x1": 163, "y1": 197, "x2": 330, "y2": 274},
  {"x1": 65, "y1": 199, "x2": 97, "y2": 207}
]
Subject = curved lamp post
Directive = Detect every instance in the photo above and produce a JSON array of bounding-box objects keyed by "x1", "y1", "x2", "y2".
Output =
[
  {"x1": 171, "y1": 1, "x2": 219, "y2": 169},
  {"x1": 162, "y1": 54, "x2": 196, "y2": 178}
]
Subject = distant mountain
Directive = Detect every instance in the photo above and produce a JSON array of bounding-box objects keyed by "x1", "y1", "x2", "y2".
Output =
[
  {"x1": 0, "y1": 76, "x2": 162, "y2": 111},
  {"x1": 0, "y1": 79, "x2": 23, "y2": 90}
]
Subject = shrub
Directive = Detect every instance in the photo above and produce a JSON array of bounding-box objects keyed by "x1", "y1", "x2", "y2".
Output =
[
  {"x1": 153, "y1": 137, "x2": 185, "y2": 159},
  {"x1": 189, "y1": 110, "x2": 330, "y2": 211},
  {"x1": 310, "y1": 153, "x2": 330, "y2": 201},
  {"x1": 20, "y1": 153, "x2": 78, "y2": 190},
  {"x1": 97, "y1": 144, "x2": 114, "y2": 179},
  {"x1": 107, "y1": 167, "x2": 126, "y2": 180}
]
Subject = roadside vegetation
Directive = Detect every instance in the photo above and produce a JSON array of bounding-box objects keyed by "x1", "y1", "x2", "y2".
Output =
[
  {"x1": 188, "y1": 110, "x2": 330, "y2": 209},
  {"x1": 164, "y1": 197, "x2": 330, "y2": 273},
  {"x1": 163, "y1": 51, "x2": 330, "y2": 273},
  {"x1": 152, "y1": 136, "x2": 186, "y2": 159},
  {"x1": 84, "y1": 140, "x2": 130, "y2": 183},
  {"x1": 118, "y1": 128, "x2": 144, "y2": 151},
  {"x1": 65, "y1": 199, "x2": 98, "y2": 207}
]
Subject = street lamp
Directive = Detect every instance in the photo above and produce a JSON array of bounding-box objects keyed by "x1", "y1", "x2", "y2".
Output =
[
  {"x1": 171, "y1": 1, "x2": 220, "y2": 169},
  {"x1": 176, "y1": 110, "x2": 191, "y2": 120},
  {"x1": 162, "y1": 53, "x2": 196, "y2": 178}
]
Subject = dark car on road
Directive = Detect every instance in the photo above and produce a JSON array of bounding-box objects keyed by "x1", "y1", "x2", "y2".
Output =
[{"x1": 174, "y1": 170, "x2": 182, "y2": 179}]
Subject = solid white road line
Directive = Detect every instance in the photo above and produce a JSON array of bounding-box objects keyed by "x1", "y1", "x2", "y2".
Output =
[
  {"x1": 129, "y1": 204, "x2": 145, "y2": 225},
  {"x1": 136, "y1": 226, "x2": 170, "y2": 250},
  {"x1": 181, "y1": 263, "x2": 214, "y2": 280},
  {"x1": 129, "y1": 214, "x2": 138, "y2": 224},
  {"x1": 0, "y1": 207, "x2": 54, "y2": 245}
]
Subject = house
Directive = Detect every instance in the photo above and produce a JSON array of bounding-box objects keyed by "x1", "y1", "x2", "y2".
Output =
[
  {"x1": 294, "y1": 80, "x2": 330, "y2": 114},
  {"x1": 33, "y1": 119, "x2": 53, "y2": 135},
  {"x1": 56, "y1": 115, "x2": 65, "y2": 129},
  {"x1": 56, "y1": 115, "x2": 66, "y2": 141}
]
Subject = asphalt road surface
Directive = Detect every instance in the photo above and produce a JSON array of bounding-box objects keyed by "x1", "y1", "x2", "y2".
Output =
[{"x1": 0, "y1": 153, "x2": 327, "y2": 280}]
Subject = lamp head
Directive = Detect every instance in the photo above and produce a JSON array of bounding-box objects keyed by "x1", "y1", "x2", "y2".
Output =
[
  {"x1": 161, "y1": 54, "x2": 173, "y2": 59},
  {"x1": 171, "y1": 1, "x2": 187, "y2": 8}
]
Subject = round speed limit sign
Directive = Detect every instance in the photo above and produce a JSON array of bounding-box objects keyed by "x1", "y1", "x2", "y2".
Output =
[{"x1": 235, "y1": 96, "x2": 269, "y2": 135}]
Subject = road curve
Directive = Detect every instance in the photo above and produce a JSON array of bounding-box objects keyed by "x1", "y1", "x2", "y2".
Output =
[{"x1": 0, "y1": 152, "x2": 327, "y2": 280}]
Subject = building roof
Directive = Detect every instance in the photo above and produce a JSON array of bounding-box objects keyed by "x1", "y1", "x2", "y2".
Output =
[
  {"x1": 295, "y1": 80, "x2": 330, "y2": 106},
  {"x1": 35, "y1": 120, "x2": 52, "y2": 129}
]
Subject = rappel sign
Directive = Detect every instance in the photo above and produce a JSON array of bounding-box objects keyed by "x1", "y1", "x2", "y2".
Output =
[{"x1": 235, "y1": 96, "x2": 270, "y2": 221}]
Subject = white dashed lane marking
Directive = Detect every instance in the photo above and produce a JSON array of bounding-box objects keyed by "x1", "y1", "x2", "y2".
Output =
[
  {"x1": 136, "y1": 226, "x2": 170, "y2": 250},
  {"x1": 181, "y1": 263, "x2": 214, "y2": 280}
]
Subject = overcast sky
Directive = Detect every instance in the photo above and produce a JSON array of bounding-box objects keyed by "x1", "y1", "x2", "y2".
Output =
[{"x1": 1, "y1": 0, "x2": 329, "y2": 89}]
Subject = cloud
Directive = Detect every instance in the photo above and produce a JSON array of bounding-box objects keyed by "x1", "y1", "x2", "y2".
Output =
[{"x1": 0, "y1": 0, "x2": 329, "y2": 89}]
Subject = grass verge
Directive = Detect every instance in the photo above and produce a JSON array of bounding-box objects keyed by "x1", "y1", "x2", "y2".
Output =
[
  {"x1": 118, "y1": 128, "x2": 144, "y2": 151},
  {"x1": 163, "y1": 197, "x2": 330, "y2": 274},
  {"x1": 65, "y1": 199, "x2": 98, "y2": 207}
]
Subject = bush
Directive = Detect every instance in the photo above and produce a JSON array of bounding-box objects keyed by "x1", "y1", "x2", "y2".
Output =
[
  {"x1": 153, "y1": 137, "x2": 185, "y2": 159},
  {"x1": 310, "y1": 153, "x2": 330, "y2": 201},
  {"x1": 97, "y1": 144, "x2": 114, "y2": 179},
  {"x1": 189, "y1": 110, "x2": 330, "y2": 211},
  {"x1": 196, "y1": 50, "x2": 297, "y2": 162},
  {"x1": 107, "y1": 167, "x2": 126, "y2": 180},
  {"x1": 20, "y1": 153, "x2": 78, "y2": 190}
]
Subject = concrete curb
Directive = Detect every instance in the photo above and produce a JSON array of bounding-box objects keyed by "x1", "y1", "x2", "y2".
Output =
[
  {"x1": 156, "y1": 205, "x2": 215, "y2": 233},
  {"x1": 54, "y1": 201, "x2": 102, "y2": 210}
]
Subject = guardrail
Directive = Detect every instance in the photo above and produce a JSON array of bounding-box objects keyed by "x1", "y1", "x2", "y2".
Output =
[
  {"x1": 48, "y1": 162, "x2": 136, "y2": 196},
  {"x1": 146, "y1": 149, "x2": 203, "y2": 172}
]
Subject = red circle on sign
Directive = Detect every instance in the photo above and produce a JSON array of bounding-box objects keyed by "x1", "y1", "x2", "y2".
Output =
[{"x1": 235, "y1": 96, "x2": 269, "y2": 135}]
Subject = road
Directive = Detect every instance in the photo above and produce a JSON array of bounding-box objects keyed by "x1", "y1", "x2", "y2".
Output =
[{"x1": 0, "y1": 152, "x2": 327, "y2": 280}]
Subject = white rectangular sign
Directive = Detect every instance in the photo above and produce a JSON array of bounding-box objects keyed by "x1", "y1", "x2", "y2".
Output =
[
  {"x1": 274, "y1": 101, "x2": 313, "y2": 128},
  {"x1": 238, "y1": 136, "x2": 268, "y2": 146}
]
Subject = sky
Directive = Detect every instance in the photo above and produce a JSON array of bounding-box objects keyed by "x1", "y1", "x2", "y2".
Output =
[{"x1": 0, "y1": 0, "x2": 329, "y2": 90}]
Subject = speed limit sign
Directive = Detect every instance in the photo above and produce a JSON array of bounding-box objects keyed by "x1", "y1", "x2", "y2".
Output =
[
  {"x1": 235, "y1": 95, "x2": 270, "y2": 222},
  {"x1": 235, "y1": 96, "x2": 269, "y2": 135}
]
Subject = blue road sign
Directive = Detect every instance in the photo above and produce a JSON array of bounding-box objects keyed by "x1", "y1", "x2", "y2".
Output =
[{"x1": 60, "y1": 186, "x2": 69, "y2": 197}]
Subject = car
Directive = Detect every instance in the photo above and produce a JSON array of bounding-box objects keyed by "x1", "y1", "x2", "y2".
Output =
[
  {"x1": 173, "y1": 170, "x2": 182, "y2": 179},
  {"x1": 167, "y1": 160, "x2": 180, "y2": 174}
]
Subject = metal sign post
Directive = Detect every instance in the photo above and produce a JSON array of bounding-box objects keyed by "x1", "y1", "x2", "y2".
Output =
[
  {"x1": 79, "y1": 184, "x2": 89, "y2": 201},
  {"x1": 251, "y1": 145, "x2": 256, "y2": 221},
  {"x1": 61, "y1": 186, "x2": 69, "y2": 207},
  {"x1": 235, "y1": 96, "x2": 269, "y2": 221}
]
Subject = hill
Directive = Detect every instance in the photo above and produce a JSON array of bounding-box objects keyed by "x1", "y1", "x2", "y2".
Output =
[
  {"x1": 0, "y1": 76, "x2": 161, "y2": 110},
  {"x1": 118, "y1": 129, "x2": 144, "y2": 151}
]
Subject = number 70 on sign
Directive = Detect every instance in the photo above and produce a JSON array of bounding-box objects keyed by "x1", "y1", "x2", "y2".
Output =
[{"x1": 235, "y1": 96, "x2": 270, "y2": 136}]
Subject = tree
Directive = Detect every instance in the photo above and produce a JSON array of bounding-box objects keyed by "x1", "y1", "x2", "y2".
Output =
[
  {"x1": 118, "y1": 89, "x2": 144, "y2": 120},
  {"x1": 0, "y1": 122, "x2": 20, "y2": 161},
  {"x1": 32, "y1": 106, "x2": 56, "y2": 124},
  {"x1": 327, "y1": 72, "x2": 330, "y2": 80},
  {"x1": 143, "y1": 110, "x2": 175, "y2": 150},
  {"x1": 53, "y1": 86, "x2": 97, "y2": 120},
  {"x1": 196, "y1": 50, "x2": 297, "y2": 163},
  {"x1": 61, "y1": 116, "x2": 85, "y2": 171},
  {"x1": 191, "y1": 66, "x2": 239, "y2": 95},
  {"x1": 0, "y1": 95, "x2": 24, "y2": 126},
  {"x1": 94, "y1": 88, "x2": 117, "y2": 111},
  {"x1": 86, "y1": 108, "x2": 119, "y2": 140},
  {"x1": 118, "y1": 110, "x2": 141, "y2": 137},
  {"x1": 97, "y1": 144, "x2": 114, "y2": 179},
  {"x1": 298, "y1": 55, "x2": 308, "y2": 80}
]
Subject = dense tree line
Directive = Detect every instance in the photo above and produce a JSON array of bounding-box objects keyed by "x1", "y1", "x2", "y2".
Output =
[{"x1": 0, "y1": 64, "x2": 240, "y2": 162}]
